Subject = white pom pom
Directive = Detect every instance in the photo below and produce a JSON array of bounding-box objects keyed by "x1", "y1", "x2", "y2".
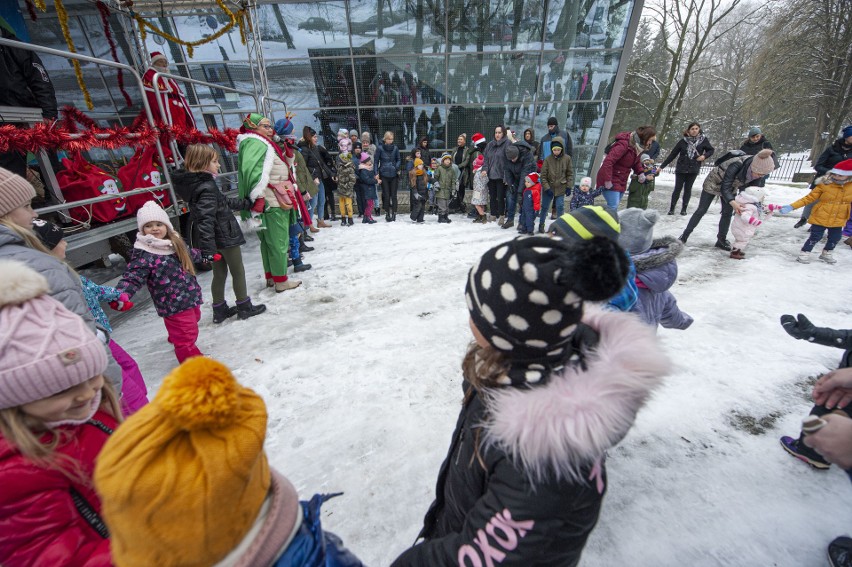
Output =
[{"x1": 0, "y1": 260, "x2": 50, "y2": 307}]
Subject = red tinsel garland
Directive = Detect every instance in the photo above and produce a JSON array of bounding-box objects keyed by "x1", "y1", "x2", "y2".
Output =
[
  {"x1": 95, "y1": 1, "x2": 133, "y2": 108},
  {"x1": 0, "y1": 106, "x2": 237, "y2": 154}
]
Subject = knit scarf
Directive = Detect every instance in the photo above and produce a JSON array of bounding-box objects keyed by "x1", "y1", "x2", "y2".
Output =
[
  {"x1": 134, "y1": 233, "x2": 175, "y2": 255},
  {"x1": 684, "y1": 134, "x2": 705, "y2": 160}
]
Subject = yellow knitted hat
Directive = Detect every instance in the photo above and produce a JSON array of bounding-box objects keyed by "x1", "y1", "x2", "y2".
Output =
[{"x1": 94, "y1": 358, "x2": 271, "y2": 567}]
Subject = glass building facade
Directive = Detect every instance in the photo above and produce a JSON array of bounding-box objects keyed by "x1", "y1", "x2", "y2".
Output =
[{"x1": 13, "y1": 0, "x2": 641, "y2": 175}]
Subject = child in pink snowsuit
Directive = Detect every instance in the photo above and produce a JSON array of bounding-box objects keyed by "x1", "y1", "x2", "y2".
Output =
[
  {"x1": 31, "y1": 219, "x2": 149, "y2": 414},
  {"x1": 730, "y1": 186, "x2": 772, "y2": 259}
]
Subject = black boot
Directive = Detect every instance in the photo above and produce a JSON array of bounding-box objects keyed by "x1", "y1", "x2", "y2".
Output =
[
  {"x1": 212, "y1": 302, "x2": 238, "y2": 324},
  {"x1": 293, "y1": 258, "x2": 312, "y2": 272},
  {"x1": 501, "y1": 218, "x2": 514, "y2": 229},
  {"x1": 667, "y1": 209, "x2": 675, "y2": 215},
  {"x1": 348, "y1": 217, "x2": 354, "y2": 226},
  {"x1": 793, "y1": 218, "x2": 807, "y2": 229},
  {"x1": 236, "y1": 298, "x2": 266, "y2": 320},
  {"x1": 714, "y1": 239, "x2": 732, "y2": 251},
  {"x1": 304, "y1": 233, "x2": 314, "y2": 242},
  {"x1": 386, "y1": 211, "x2": 392, "y2": 222}
]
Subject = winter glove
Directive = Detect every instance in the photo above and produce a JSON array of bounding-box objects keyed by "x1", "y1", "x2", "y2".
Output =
[
  {"x1": 780, "y1": 313, "x2": 852, "y2": 349},
  {"x1": 766, "y1": 204, "x2": 783, "y2": 212},
  {"x1": 748, "y1": 216, "x2": 762, "y2": 226},
  {"x1": 201, "y1": 253, "x2": 222, "y2": 264},
  {"x1": 781, "y1": 313, "x2": 817, "y2": 340},
  {"x1": 109, "y1": 293, "x2": 133, "y2": 312},
  {"x1": 604, "y1": 181, "x2": 613, "y2": 190},
  {"x1": 251, "y1": 198, "x2": 266, "y2": 213},
  {"x1": 779, "y1": 205, "x2": 793, "y2": 214}
]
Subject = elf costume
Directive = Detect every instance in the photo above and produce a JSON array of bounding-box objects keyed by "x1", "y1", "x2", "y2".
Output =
[{"x1": 237, "y1": 113, "x2": 298, "y2": 287}]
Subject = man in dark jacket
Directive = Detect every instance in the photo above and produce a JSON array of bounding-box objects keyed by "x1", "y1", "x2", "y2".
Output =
[
  {"x1": 0, "y1": 25, "x2": 58, "y2": 177},
  {"x1": 796, "y1": 126, "x2": 852, "y2": 228},
  {"x1": 740, "y1": 126, "x2": 774, "y2": 156},
  {"x1": 501, "y1": 137, "x2": 536, "y2": 229},
  {"x1": 540, "y1": 117, "x2": 573, "y2": 159}
]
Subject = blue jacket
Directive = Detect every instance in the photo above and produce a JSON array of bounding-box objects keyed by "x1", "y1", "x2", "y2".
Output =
[
  {"x1": 80, "y1": 276, "x2": 122, "y2": 332},
  {"x1": 375, "y1": 142, "x2": 401, "y2": 178},
  {"x1": 569, "y1": 185, "x2": 604, "y2": 211},
  {"x1": 632, "y1": 237, "x2": 693, "y2": 331},
  {"x1": 275, "y1": 494, "x2": 364, "y2": 567},
  {"x1": 356, "y1": 165, "x2": 379, "y2": 201}
]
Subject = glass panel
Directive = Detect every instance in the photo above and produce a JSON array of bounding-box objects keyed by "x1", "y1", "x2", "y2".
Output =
[
  {"x1": 348, "y1": 0, "x2": 446, "y2": 54},
  {"x1": 544, "y1": 0, "x2": 634, "y2": 50},
  {"x1": 447, "y1": 53, "x2": 539, "y2": 105},
  {"x1": 259, "y1": 3, "x2": 350, "y2": 51},
  {"x1": 352, "y1": 55, "x2": 446, "y2": 107},
  {"x1": 448, "y1": 0, "x2": 545, "y2": 53}
]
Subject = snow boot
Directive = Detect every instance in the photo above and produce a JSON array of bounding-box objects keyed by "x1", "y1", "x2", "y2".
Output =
[
  {"x1": 386, "y1": 211, "x2": 392, "y2": 222},
  {"x1": 829, "y1": 536, "x2": 852, "y2": 567},
  {"x1": 820, "y1": 250, "x2": 837, "y2": 264},
  {"x1": 341, "y1": 218, "x2": 348, "y2": 227},
  {"x1": 293, "y1": 258, "x2": 312, "y2": 272},
  {"x1": 501, "y1": 218, "x2": 515, "y2": 229},
  {"x1": 797, "y1": 251, "x2": 812, "y2": 264},
  {"x1": 392, "y1": 212, "x2": 397, "y2": 221},
  {"x1": 212, "y1": 302, "x2": 238, "y2": 324},
  {"x1": 714, "y1": 239, "x2": 732, "y2": 251},
  {"x1": 779, "y1": 436, "x2": 830, "y2": 470},
  {"x1": 300, "y1": 241, "x2": 314, "y2": 253},
  {"x1": 304, "y1": 233, "x2": 314, "y2": 242},
  {"x1": 266, "y1": 277, "x2": 274, "y2": 288},
  {"x1": 667, "y1": 209, "x2": 675, "y2": 215},
  {"x1": 437, "y1": 214, "x2": 448, "y2": 223},
  {"x1": 274, "y1": 279, "x2": 302, "y2": 293},
  {"x1": 729, "y1": 248, "x2": 745, "y2": 260},
  {"x1": 538, "y1": 223, "x2": 545, "y2": 234},
  {"x1": 236, "y1": 298, "x2": 266, "y2": 320},
  {"x1": 348, "y1": 217, "x2": 354, "y2": 226},
  {"x1": 793, "y1": 218, "x2": 808, "y2": 229},
  {"x1": 680, "y1": 208, "x2": 688, "y2": 216}
]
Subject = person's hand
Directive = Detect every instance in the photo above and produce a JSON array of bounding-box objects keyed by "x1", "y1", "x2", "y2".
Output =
[
  {"x1": 748, "y1": 216, "x2": 762, "y2": 226},
  {"x1": 314, "y1": 178, "x2": 320, "y2": 185},
  {"x1": 780, "y1": 205, "x2": 793, "y2": 214},
  {"x1": 780, "y1": 313, "x2": 817, "y2": 340},
  {"x1": 604, "y1": 181, "x2": 613, "y2": 190},
  {"x1": 802, "y1": 414, "x2": 852, "y2": 469},
  {"x1": 201, "y1": 253, "x2": 222, "y2": 263},
  {"x1": 766, "y1": 204, "x2": 783, "y2": 213},
  {"x1": 108, "y1": 293, "x2": 133, "y2": 312},
  {"x1": 813, "y1": 368, "x2": 852, "y2": 409},
  {"x1": 251, "y1": 198, "x2": 266, "y2": 213},
  {"x1": 696, "y1": 155, "x2": 706, "y2": 162},
  {"x1": 377, "y1": 179, "x2": 382, "y2": 184},
  {"x1": 730, "y1": 200, "x2": 744, "y2": 214}
]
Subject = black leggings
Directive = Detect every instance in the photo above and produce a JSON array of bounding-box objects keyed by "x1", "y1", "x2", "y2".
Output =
[
  {"x1": 681, "y1": 190, "x2": 733, "y2": 242},
  {"x1": 381, "y1": 175, "x2": 399, "y2": 213},
  {"x1": 488, "y1": 178, "x2": 507, "y2": 217},
  {"x1": 670, "y1": 172, "x2": 699, "y2": 212}
]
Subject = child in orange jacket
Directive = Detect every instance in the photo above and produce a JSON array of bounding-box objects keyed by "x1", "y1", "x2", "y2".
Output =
[{"x1": 518, "y1": 172, "x2": 542, "y2": 234}]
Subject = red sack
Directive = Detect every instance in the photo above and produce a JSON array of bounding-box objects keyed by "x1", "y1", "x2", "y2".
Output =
[
  {"x1": 117, "y1": 145, "x2": 171, "y2": 213},
  {"x1": 56, "y1": 153, "x2": 130, "y2": 224}
]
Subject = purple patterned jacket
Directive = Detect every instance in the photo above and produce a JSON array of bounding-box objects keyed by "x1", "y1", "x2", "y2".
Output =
[{"x1": 116, "y1": 247, "x2": 203, "y2": 317}]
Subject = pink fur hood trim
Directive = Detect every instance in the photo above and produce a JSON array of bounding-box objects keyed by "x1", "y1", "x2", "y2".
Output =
[{"x1": 483, "y1": 307, "x2": 670, "y2": 483}]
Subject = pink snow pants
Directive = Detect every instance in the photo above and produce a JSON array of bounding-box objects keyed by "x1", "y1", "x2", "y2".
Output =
[
  {"x1": 163, "y1": 306, "x2": 203, "y2": 363},
  {"x1": 109, "y1": 340, "x2": 149, "y2": 415}
]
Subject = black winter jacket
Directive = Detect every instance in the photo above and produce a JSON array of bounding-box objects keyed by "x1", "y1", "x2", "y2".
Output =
[
  {"x1": 814, "y1": 138, "x2": 852, "y2": 177},
  {"x1": 0, "y1": 29, "x2": 57, "y2": 119},
  {"x1": 720, "y1": 157, "x2": 766, "y2": 203},
  {"x1": 172, "y1": 170, "x2": 250, "y2": 255},
  {"x1": 503, "y1": 140, "x2": 537, "y2": 195},
  {"x1": 297, "y1": 140, "x2": 336, "y2": 181},
  {"x1": 660, "y1": 136, "x2": 715, "y2": 175},
  {"x1": 375, "y1": 142, "x2": 401, "y2": 178},
  {"x1": 739, "y1": 136, "x2": 773, "y2": 156}
]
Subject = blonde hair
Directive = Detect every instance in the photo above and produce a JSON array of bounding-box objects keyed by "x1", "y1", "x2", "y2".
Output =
[
  {"x1": 383, "y1": 131, "x2": 394, "y2": 142},
  {"x1": 0, "y1": 379, "x2": 122, "y2": 481},
  {"x1": 164, "y1": 227, "x2": 196, "y2": 276},
  {"x1": 0, "y1": 216, "x2": 53, "y2": 255},
  {"x1": 183, "y1": 144, "x2": 218, "y2": 173}
]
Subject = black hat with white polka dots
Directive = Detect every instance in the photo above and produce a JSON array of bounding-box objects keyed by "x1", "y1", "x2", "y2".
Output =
[{"x1": 466, "y1": 234, "x2": 629, "y2": 385}]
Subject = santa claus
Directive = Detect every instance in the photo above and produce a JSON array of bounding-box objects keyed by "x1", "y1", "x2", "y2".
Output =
[{"x1": 142, "y1": 52, "x2": 196, "y2": 161}]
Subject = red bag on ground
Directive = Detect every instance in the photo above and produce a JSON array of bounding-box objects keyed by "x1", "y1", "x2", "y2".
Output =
[
  {"x1": 56, "y1": 152, "x2": 130, "y2": 224},
  {"x1": 117, "y1": 145, "x2": 171, "y2": 213}
]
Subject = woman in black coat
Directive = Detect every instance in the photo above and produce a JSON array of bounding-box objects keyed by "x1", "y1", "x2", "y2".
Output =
[
  {"x1": 172, "y1": 145, "x2": 265, "y2": 322},
  {"x1": 659, "y1": 122, "x2": 714, "y2": 215}
]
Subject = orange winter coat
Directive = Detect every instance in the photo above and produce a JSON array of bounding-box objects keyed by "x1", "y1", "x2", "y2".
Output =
[{"x1": 791, "y1": 177, "x2": 852, "y2": 227}]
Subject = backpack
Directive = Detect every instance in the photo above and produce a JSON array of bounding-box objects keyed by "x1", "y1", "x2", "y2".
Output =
[{"x1": 703, "y1": 154, "x2": 750, "y2": 196}]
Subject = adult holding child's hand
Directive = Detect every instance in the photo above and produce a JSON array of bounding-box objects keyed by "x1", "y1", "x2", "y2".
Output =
[{"x1": 812, "y1": 367, "x2": 852, "y2": 409}]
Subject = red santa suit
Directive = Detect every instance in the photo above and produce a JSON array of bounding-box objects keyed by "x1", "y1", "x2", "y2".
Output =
[{"x1": 142, "y1": 52, "x2": 196, "y2": 161}]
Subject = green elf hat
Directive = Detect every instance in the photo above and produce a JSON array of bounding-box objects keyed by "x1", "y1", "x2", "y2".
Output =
[{"x1": 242, "y1": 113, "x2": 268, "y2": 130}]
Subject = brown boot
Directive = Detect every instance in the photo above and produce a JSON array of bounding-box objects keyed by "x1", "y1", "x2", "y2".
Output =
[
  {"x1": 309, "y1": 225, "x2": 320, "y2": 233},
  {"x1": 266, "y1": 278, "x2": 274, "y2": 288},
  {"x1": 729, "y1": 248, "x2": 745, "y2": 260},
  {"x1": 274, "y1": 279, "x2": 302, "y2": 293},
  {"x1": 318, "y1": 220, "x2": 332, "y2": 228}
]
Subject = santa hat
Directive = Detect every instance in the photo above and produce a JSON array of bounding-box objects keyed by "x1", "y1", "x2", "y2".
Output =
[
  {"x1": 150, "y1": 52, "x2": 167, "y2": 66},
  {"x1": 526, "y1": 172, "x2": 539, "y2": 185},
  {"x1": 830, "y1": 159, "x2": 852, "y2": 176},
  {"x1": 472, "y1": 133, "x2": 486, "y2": 147}
]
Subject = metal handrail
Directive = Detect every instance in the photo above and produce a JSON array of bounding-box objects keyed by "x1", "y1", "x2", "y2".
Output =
[
  {"x1": 35, "y1": 185, "x2": 172, "y2": 215},
  {"x1": 260, "y1": 95, "x2": 288, "y2": 121}
]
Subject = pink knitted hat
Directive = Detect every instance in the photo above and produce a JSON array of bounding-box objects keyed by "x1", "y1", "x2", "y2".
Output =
[
  {"x1": 136, "y1": 200, "x2": 174, "y2": 232},
  {"x1": 0, "y1": 260, "x2": 107, "y2": 409},
  {"x1": 0, "y1": 167, "x2": 37, "y2": 218}
]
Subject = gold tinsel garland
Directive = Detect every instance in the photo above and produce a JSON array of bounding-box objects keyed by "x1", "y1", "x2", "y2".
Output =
[
  {"x1": 54, "y1": 0, "x2": 94, "y2": 110},
  {"x1": 133, "y1": 0, "x2": 248, "y2": 59}
]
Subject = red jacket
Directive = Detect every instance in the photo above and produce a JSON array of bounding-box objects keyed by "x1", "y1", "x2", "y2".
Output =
[
  {"x1": 595, "y1": 131, "x2": 644, "y2": 193},
  {"x1": 0, "y1": 410, "x2": 117, "y2": 567},
  {"x1": 525, "y1": 181, "x2": 542, "y2": 211}
]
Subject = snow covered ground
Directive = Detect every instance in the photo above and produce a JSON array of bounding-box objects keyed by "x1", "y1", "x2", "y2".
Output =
[{"x1": 110, "y1": 175, "x2": 852, "y2": 566}]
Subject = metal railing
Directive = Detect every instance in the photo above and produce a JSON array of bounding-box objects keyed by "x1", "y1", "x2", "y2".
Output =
[{"x1": 696, "y1": 155, "x2": 810, "y2": 182}]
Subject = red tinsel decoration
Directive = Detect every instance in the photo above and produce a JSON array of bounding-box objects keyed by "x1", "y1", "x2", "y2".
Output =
[
  {"x1": 0, "y1": 107, "x2": 237, "y2": 154},
  {"x1": 95, "y1": 1, "x2": 133, "y2": 108},
  {"x1": 25, "y1": 0, "x2": 38, "y2": 21}
]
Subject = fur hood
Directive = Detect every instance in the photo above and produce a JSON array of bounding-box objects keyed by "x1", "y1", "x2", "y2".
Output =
[
  {"x1": 483, "y1": 307, "x2": 669, "y2": 483},
  {"x1": 632, "y1": 236, "x2": 683, "y2": 272}
]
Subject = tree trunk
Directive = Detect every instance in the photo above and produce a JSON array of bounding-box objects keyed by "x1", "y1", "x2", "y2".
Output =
[
  {"x1": 271, "y1": 4, "x2": 295, "y2": 49},
  {"x1": 511, "y1": 0, "x2": 524, "y2": 50},
  {"x1": 414, "y1": 0, "x2": 424, "y2": 52}
]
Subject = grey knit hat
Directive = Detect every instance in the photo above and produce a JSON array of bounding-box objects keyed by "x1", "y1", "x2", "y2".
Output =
[{"x1": 619, "y1": 208, "x2": 659, "y2": 255}]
